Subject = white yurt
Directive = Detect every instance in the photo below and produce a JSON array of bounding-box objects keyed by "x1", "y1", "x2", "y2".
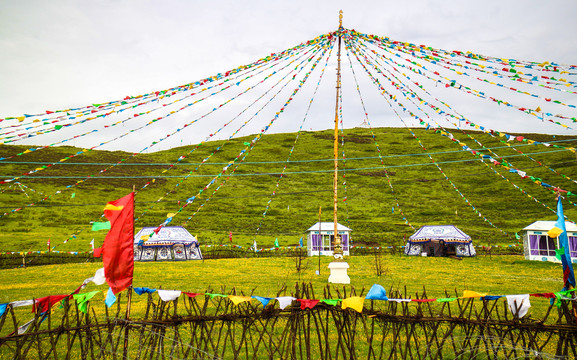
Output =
[
  {"x1": 305, "y1": 222, "x2": 351, "y2": 256},
  {"x1": 404, "y1": 225, "x2": 476, "y2": 257},
  {"x1": 521, "y1": 221, "x2": 577, "y2": 263},
  {"x1": 133, "y1": 226, "x2": 202, "y2": 261}
]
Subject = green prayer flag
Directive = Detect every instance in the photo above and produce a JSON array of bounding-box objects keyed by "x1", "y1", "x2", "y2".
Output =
[
  {"x1": 91, "y1": 221, "x2": 111, "y2": 231},
  {"x1": 320, "y1": 299, "x2": 340, "y2": 306},
  {"x1": 71, "y1": 193, "x2": 75, "y2": 199},
  {"x1": 555, "y1": 247, "x2": 565, "y2": 261},
  {"x1": 73, "y1": 291, "x2": 100, "y2": 313},
  {"x1": 274, "y1": 238, "x2": 279, "y2": 248},
  {"x1": 436, "y1": 297, "x2": 457, "y2": 302},
  {"x1": 207, "y1": 293, "x2": 226, "y2": 299}
]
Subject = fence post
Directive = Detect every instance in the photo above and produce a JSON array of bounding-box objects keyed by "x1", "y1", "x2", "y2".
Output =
[{"x1": 122, "y1": 286, "x2": 133, "y2": 359}]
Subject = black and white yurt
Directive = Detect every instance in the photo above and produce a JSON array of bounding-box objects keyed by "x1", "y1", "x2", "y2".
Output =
[{"x1": 133, "y1": 226, "x2": 202, "y2": 261}]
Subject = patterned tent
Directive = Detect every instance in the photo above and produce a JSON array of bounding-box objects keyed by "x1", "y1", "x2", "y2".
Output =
[
  {"x1": 133, "y1": 226, "x2": 202, "y2": 261},
  {"x1": 404, "y1": 225, "x2": 475, "y2": 257}
]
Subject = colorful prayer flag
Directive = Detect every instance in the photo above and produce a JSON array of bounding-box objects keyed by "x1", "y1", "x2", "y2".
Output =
[
  {"x1": 366, "y1": 284, "x2": 388, "y2": 300},
  {"x1": 105, "y1": 288, "x2": 117, "y2": 307},
  {"x1": 252, "y1": 296, "x2": 272, "y2": 308},
  {"x1": 91, "y1": 221, "x2": 111, "y2": 231},
  {"x1": 341, "y1": 296, "x2": 364, "y2": 313},
  {"x1": 228, "y1": 295, "x2": 253, "y2": 305},
  {"x1": 33, "y1": 295, "x2": 70, "y2": 313},
  {"x1": 73, "y1": 291, "x2": 99, "y2": 313}
]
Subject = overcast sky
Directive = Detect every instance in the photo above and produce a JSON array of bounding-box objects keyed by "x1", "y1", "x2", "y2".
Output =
[{"x1": 1, "y1": 0, "x2": 577, "y2": 151}]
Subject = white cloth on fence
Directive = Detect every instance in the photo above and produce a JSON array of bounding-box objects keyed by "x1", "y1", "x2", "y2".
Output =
[
  {"x1": 157, "y1": 290, "x2": 182, "y2": 302},
  {"x1": 18, "y1": 318, "x2": 35, "y2": 335},
  {"x1": 388, "y1": 298, "x2": 411, "y2": 303},
  {"x1": 506, "y1": 294, "x2": 531, "y2": 318},
  {"x1": 275, "y1": 296, "x2": 296, "y2": 309},
  {"x1": 10, "y1": 300, "x2": 34, "y2": 308}
]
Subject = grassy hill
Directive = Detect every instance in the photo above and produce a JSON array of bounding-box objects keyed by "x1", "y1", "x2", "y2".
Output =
[{"x1": 1, "y1": 127, "x2": 576, "y2": 252}]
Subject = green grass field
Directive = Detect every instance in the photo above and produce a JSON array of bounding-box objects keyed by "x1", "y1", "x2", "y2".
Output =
[{"x1": 0, "y1": 254, "x2": 565, "y2": 318}]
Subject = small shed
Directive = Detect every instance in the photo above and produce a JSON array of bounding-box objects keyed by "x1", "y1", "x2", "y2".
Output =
[
  {"x1": 306, "y1": 222, "x2": 351, "y2": 257},
  {"x1": 404, "y1": 225, "x2": 476, "y2": 257},
  {"x1": 522, "y1": 221, "x2": 577, "y2": 263},
  {"x1": 133, "y1": 226, "x2": 202, "y2": 261}
]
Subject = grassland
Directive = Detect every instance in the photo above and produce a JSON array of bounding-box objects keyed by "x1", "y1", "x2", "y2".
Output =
[
  {"x1": 0, "y1": 254, "x2": 565, "y2": 318},
  {"x1": 1, "y1": 127, "x2": 577, "y2": 254}
]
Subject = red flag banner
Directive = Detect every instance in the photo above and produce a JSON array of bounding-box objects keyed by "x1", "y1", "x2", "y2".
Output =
[
  {"x1": 102, "y1": 192, "x2": 134, "y2": 294},
  {"x1": 33, "y1": 295, "x2": 70, "y2": 313}
]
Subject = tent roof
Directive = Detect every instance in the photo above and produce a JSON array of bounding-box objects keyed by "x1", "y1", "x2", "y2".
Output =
[
  {"x1": 408, "y1": 225, "x2": 471, "y2": 243},
  {"x1": 306, "y1": 222, "x2": 352, "y2": 232},
  {"x1": 522, "y1": 221, "x2": 577, "y2": 232},
  {"x1": 134, "y1": 226, "x2": 198, "y2": 246}
]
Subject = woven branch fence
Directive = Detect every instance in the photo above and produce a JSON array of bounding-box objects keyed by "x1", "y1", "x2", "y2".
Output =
[{"x1": 0, "y1": 283, "x2": 576, "y2": 359}]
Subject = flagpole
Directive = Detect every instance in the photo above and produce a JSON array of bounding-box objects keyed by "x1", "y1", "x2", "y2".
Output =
[
  {"x1": 327, "y1": 10, "x2": 350, "y2": 284},
  {"x1": 332, "y1": 10, "x2": 343, "y2": 261}
]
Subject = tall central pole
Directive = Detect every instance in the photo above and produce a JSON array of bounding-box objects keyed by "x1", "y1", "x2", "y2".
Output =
[
  {"x1": 328, "y1": 10, "x2": 349, "y2": 284},
  {"x1": 333, "y1": 10, "x2": 343, "y2": 260}
]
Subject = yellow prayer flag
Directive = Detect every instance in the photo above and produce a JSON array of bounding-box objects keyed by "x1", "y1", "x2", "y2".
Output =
[
  {"x1": 228, "y1": 295, "x2": 253, "y2": 305},
  {"x1": 462, "y1": 290, "x2": 487, "y2": 298},
  {"x1": 535, "y1": 106, "x2": 542, "y2": 112},
  {"x1": 166, "y1": 213, "x2": 176, "y2": 218},
  {"x1": 341, "y1": 296, "x2": 364, "y2": 313},
  {"x1": 547, "y1": 227, "x2": 563, "y2": 238}
]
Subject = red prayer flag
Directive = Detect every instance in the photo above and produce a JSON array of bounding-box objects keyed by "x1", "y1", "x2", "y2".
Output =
[
  {"x1": 33, "y1": 295, "x2": 70, "y2": 313},
  {"x1": 93, "y1": 247, "x2": 103, "y2": 257},
  {"x1": 102, "y1": 193, "x2": 134, "y2": 294},
  {"x1": 297, "y1": 299, "x2": 319, "y2": 310}
]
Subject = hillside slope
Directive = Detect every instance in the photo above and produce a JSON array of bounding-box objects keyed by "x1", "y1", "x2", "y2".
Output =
[{"x1": 1, "y1": 127, "x2": 576, "y2": 252}]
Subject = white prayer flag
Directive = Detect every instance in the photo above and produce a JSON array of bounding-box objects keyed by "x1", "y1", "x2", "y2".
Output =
[
  {"x1": 275, "y1": 296, "x2": 296, "y2": 310},
  {"x1": 506, "y1": 294, "x2": 531, "y2": 318},
  {"x1": 157, "y1": 290, "x2": 182, "y2": 302}
]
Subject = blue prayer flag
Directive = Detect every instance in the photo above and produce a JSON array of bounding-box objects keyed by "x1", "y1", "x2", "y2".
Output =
[
  {"x1": 105, "y1": 288, "x2": 117, "y2": 308},
  {"x1": 366, "y1": 284, "x2": 388, "y2": 300}
]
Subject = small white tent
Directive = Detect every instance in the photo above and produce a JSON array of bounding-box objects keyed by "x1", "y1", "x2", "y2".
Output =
[
  {"x1": 522, "y1": 221, "x2": 577, "y2": 263},
  {"x1": 305, "y1": 222, "x2": 351, "y2": 257},
  {"x1": 133, "y1": 226, "x2": 202, "y2": 261}
]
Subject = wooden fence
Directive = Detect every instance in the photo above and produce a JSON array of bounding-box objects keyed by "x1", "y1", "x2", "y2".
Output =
[{"x1": 0, "y1": 283, "x2": 575, "y2": 359}]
